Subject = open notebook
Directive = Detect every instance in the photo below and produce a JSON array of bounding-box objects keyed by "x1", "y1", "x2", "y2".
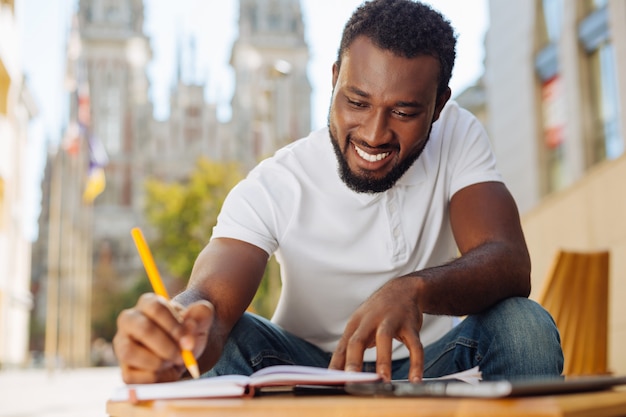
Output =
[
  {"x1": 110, "y1": 365, "x2": 381, "y2": 402},
  {"x1": 345, "y1": 373, "x2": 626, "y2": 398},
  {"x1": 110, "y1": 365, "x2": 483, "y2": 402}
]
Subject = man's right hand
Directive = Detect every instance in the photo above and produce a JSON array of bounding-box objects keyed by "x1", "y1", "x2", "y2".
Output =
[{"x1": 113, "y1": 293, "x2": 214, "y2": 384}]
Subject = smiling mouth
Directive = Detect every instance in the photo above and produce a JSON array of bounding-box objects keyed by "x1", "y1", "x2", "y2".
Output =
[{"x1": 354, "y1": 144, "x2": 391, "y2": 162}]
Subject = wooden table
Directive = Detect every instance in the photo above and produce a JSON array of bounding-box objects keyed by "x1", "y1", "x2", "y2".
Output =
[{"x1": 107, "y1": 388, "x2": 626, "y2": 417}]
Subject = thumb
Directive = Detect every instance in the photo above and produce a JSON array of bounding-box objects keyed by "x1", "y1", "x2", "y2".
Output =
[{"x1": 179, "y1": 300, "x2": 215, "y2": 352}]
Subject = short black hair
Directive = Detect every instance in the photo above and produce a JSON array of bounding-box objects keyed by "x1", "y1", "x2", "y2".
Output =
[{"x1": 336, "y1": 0, "x2": 457, "y2": 95}]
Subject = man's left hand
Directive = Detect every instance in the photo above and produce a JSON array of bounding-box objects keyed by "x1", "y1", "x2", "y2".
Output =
[{"x1": 328, "y1": 276, "x2": 424, "y2": 382}]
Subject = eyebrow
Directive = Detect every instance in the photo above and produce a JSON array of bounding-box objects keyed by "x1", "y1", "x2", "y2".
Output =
[
  {"x1": 395, "y1": 100, "x2": 422, "y2": 108},
  {"x1": 347, "y1": 86, "x2": 369, "y2": 98},
  {"x1": 345, "y1": 86, "x2": 423, "y2": 109}
]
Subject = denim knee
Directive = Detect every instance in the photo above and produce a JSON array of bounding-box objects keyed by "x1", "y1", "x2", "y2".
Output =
[
  {"x1": 473, "y1": 297, "x2": 564, "y2": 378},
  {"x1": 205, "y1": 313, "x2": 266, "y2": 376},
  {"x1": 205, "y1": 312, "x2": 332, "y2": 377}
]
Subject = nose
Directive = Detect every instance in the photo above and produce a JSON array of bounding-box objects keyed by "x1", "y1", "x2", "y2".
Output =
[{"x1": 358, "y1": 109, "x2": 391, "y2": 147}]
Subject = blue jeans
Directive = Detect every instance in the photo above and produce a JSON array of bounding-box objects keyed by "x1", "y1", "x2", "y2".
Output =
[{"x1": 205, "y1": 297, "x2": 564, "y2": 380}]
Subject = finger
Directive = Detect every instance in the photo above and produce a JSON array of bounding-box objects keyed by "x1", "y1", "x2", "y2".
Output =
[
  {"x1": 119, "y1": 363, "x2": 159, "y2": 384},
  {"x1": 114, "y1": 327, "x2": 182, "y2": 385},
  {"x1": 404, "y1": 330, "x2": 424, "y2": 382},
  {"x1": 117, "y1": 304, "x2": 182, "y2": 364},
  {"x1": 119, "y1": 362, "x2": 184, "y2": 384},
  {"x1": 113, "y1": 326, "x2": 164, "y2": 371},
  {"x1": 137, "y1": 293, "x2": 187, "y2": 337},
  {"x1": 343, "y1": 330, "x2": 368, "y2": 373},
  {"x1": 329, "y1": 318, "x2": 360, "y2": 371},
  {"x1": 329, "y1": 336, "x2": 347, "y2": 370},
  {"x1": 375, "y1": 322, "x2": 393, "y2": 381},
  {"x1": 137, "y1": 293, "x2": 196, "y2": 353}
]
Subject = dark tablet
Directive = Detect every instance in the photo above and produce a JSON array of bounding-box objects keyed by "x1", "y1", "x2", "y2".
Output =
[{"x1": 346, "y1": 374, "x2": 626, "y2": 398}]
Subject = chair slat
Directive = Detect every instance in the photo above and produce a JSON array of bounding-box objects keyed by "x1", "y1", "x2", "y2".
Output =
[{"x1": 537, "y1": 250, "x2": 610, "y2": 376}]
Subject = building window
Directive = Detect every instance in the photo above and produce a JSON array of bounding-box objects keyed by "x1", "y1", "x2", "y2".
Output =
[
  {"x1": 536, "y1": 0, "x2": 566, "y2": 193},
  {"x1": 185, "y1": 106, "x2": 200, "y2": 118},
  {"x1": 103, "y1": 77, "x2": 121, "y2": 155},
  {"x1": 579, "y1": 5, "x2": 624, "y2": 163},
  {"x1": 587, "y1": 44, "x2": 623, "y2": 161},
  {"x1": 542, "y1": 0, "x2": 563, "y2": 42},
  {"x1": 268, "y1": 1, "x2": 282, "y2": 31}
]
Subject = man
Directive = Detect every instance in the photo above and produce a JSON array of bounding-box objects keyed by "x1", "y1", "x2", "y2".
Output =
[{"x1": 114, "y1": 0, "x2": 563, "y2": 384}]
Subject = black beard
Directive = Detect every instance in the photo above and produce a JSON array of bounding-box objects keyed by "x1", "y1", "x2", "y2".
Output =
[{"x1": 328, "y1": 126, "x2": 431, "y2": 194}]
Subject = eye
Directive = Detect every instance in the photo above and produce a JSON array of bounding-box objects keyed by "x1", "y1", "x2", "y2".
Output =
[
  {"x1": 347, "y1": 98, "x2": 367, "y2": 108},
  {"x1": 392, "y1": 109, "x2": 416, "y2": 118}
]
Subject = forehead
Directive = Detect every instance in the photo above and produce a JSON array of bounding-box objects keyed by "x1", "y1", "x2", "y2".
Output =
[{"x1": 338, "y1": 36, "x2": 440, "y2": 100}]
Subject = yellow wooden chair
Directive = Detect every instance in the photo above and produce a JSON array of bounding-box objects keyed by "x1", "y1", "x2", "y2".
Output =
[{"x1": 537, "y1": 250, "x2": 610, "y2": 376}]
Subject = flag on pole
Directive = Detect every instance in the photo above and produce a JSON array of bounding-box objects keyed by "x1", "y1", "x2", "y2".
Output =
[
  {"x1": 63, "y1": 14, "x2": 83, "y2": 157},
  {"x1": 63, "y1": 11, "x2": 108, "y2": 204},
  {"x1": 83, "y1": 135, "x2": 109, "y2": 204},
  {"x1": 63, "y1": 122, "x2": 81, "y2": 156},
  {"x1": 83, "y1": 166, "x2": 106, "y2": 204}
]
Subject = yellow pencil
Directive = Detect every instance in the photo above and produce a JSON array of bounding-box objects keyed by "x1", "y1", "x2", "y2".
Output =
[{"x1": 130, "y1": 227, "x2": 200, "y2": 379}]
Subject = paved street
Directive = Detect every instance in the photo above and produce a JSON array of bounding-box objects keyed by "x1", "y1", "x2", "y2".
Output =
[{"x1": 0, "y1": 367, "x2": 123, "y2": 417}]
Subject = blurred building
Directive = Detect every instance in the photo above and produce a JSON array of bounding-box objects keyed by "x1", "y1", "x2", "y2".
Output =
[
  {"x1": 31, "y1": 14, "x2": 104, "y2": 369},
  {"x1": 30, "y1": 0, "x2": 311, "y2": 367},
  {"x1": 77, "y1": 0, "x2": 310, "y2": 293},
  {"x1": 485, "y1": 0, "x2": 626, "y2": 374},
  {"x1": 230, "y1": 0, "x2": 312, "y2": 169},
  {"x1": 30, "y1": 1, "x2": 151, "y2": 368},
  {"x1": 76, "y1": 0, "x2": 153, "y2": 288},
  {"x1": 486, "y1": 0, "x2": 625, "y2": 210},
  {"x1": 148, "y1": 40, "x2": 225, "y2": 182},
  {"x1": 0, "y1": 0, "x2": 38, "y2": 367}
]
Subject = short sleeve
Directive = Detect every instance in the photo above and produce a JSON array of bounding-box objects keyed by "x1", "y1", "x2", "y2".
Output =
[
  {"x1": 441, "y1": 103, "x2": 502, "y2": 196},
  {"x1": 210, "y1": 176, "x2": 280, "y2": 256}
]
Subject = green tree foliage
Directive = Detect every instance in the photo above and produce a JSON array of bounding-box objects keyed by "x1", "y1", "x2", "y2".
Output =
[
  {"x1": 141, "y1": 157, "x2": 282, "y2": 318},
  {"x1": 143, "y1": 158, "x2": 243, "y2": 289}
]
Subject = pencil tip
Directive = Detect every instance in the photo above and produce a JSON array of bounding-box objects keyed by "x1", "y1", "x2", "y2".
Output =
[{"x1": 188, "y1": 364, "x2": 200, "y2": 379}]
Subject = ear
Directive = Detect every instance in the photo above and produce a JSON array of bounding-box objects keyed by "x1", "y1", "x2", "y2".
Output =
[
  {"x1": 332, "y1": 62, "x2": 340, "y2": 89},
  {"x1": 432, "y1": 87, "x2": 452, "y2": 122}
]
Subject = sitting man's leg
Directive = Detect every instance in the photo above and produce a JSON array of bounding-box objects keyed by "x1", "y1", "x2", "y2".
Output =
[
  {"x1": 205, "y1": 312, "x2": 332, "y2": 377},
  {"x1": 417, "y1": 297, "x2": 563, "y2": 380}
]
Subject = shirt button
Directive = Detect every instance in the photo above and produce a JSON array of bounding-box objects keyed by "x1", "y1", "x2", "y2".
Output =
[{"x1": 393, "y1": 227, "x2": 401, "y2": 237}]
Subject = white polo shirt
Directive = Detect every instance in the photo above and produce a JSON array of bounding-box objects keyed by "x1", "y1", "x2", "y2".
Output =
[{"x1": 212, "y1": 101, "x2": 502, "y2": 361}]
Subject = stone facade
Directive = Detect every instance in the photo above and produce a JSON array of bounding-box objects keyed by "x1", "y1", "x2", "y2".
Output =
[{"x1": 31, "y1": 0, "x2": 311, "y2": 367}]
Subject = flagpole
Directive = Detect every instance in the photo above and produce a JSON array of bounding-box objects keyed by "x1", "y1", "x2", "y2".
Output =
[{"x1": 45, "y1": 150, "x2": 62, "y2": 372}]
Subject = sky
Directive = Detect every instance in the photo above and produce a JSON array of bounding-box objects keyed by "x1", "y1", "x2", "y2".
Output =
[
  {"x1": 15, "y1": 0, "x2": 488, "y2": 239},
  {"x1": 141, "y1": 0, "x2": 489, "y2": 126}
]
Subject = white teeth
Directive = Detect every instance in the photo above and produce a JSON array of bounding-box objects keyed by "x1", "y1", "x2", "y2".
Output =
[{"x1": 354, "y1": 145, "x2": 390, "y2": 162}]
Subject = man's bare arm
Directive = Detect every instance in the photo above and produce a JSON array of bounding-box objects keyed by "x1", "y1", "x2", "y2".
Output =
[
  {"x1": 173, "y1": 237, "x2": 269, "y2": 374},
  {"x1": 414, "y1": 181, "x2": 531, "y2": 316}
]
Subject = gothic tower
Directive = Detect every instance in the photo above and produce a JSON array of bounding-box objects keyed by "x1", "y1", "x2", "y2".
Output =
[
  {"x1": 77, "y1": 0, "x2": 152, "y2": 283},
  {"x1": 148, "y1": 36, "x2": 222, "y2": 182},
  {"x1": 230, "y1": 0, "x2": 311, "y2": 170}
]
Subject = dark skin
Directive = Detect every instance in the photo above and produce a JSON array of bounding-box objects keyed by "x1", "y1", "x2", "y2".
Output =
[
  {"x1": 113, "y1": 36, "x2": 530, "y2": 384},
  {"x1": 114, "y1": 238, "x2": 267, "y2": 384}
]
